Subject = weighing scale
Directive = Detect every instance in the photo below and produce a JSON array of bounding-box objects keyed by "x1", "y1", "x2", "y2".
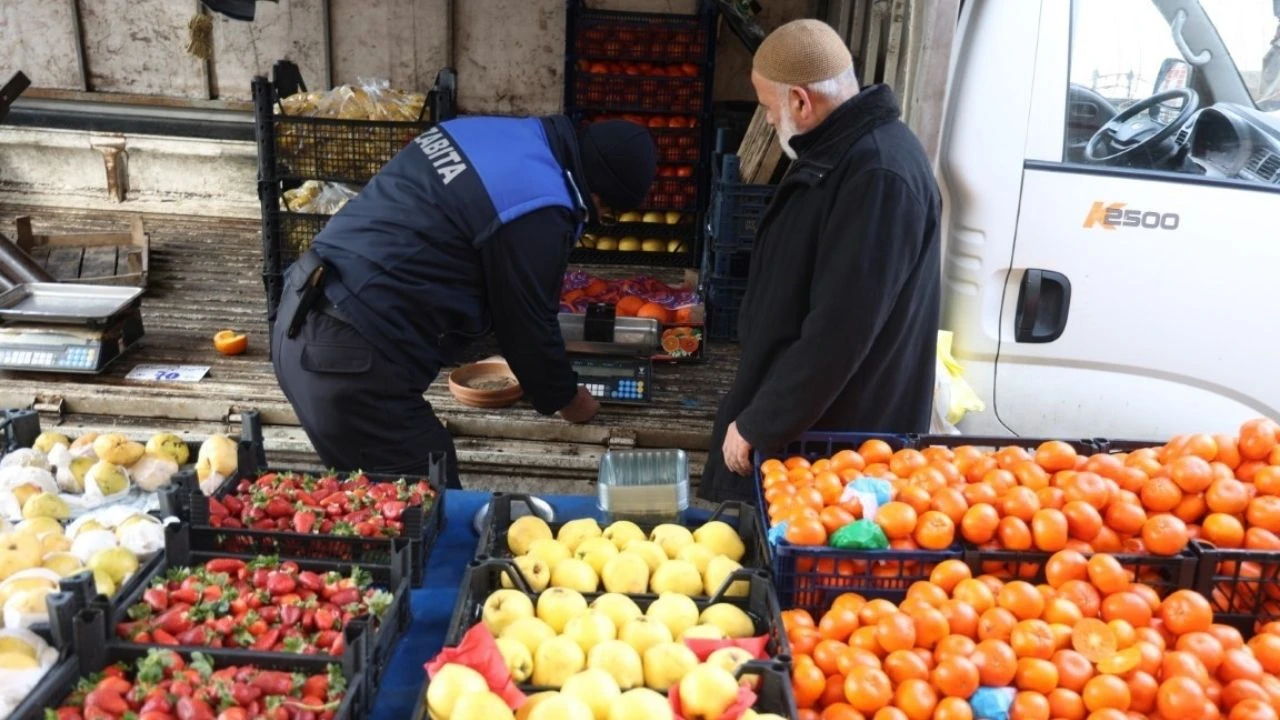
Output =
[
  {"x1": 559, "y1": 304, "x2": 658, "y2": 406},
  {"x1": 0, "y1": 283, "x2": 145, "y2": 374}
]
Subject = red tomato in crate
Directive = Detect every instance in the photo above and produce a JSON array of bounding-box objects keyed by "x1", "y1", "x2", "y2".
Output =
[
  {"x1": 648, "y1": 117, "x2": 668, "y2": 129},
  {"x1": 676, "y1": 165, "x2": 694, "y2": 178},
  {"x1": 681, "y1": 63, "x2": 700, "y2": 77},
  {"x1": 658, "y1": 166, "x2": 676, "y2": 178},
  {"x1": 668, "y1": 116, "x2": 688, "y2": 129}
]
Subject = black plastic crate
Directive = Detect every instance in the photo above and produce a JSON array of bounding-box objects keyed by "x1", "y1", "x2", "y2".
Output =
[
  {"x1": 575, "y1": 113, "x2": 706, "y2": 165},
  {"x1": 914, "y1": 433, "x2": 1104, "y2": 456},
  {"x1": 95, "y1": 522, "x2": 412, "y2": 691},
  {"x1": 572, "y1": 74, "x2": 708, "y2": 114},
  {"x1": 570, "y1": 246, "x2": 699, "y2": 268},
  {"x1": 705, "y1": 248, "x2": 752, "y2": 281},
  {"x1": 1192, "y1": 540, "x2": 1280, "y2": 636},
  {"x1": 707, "y1": 154, "x2": 776, "y2": 252},
  {"x1": 753, "y1": 432, "x2": 959, "y2": 615},
  {"x1": 572, "y1": 11, "x2": 710, "y2": 63},
  {"x1": 476, "y1": 492, "x2": 772, "y2": 577},
  {"x1": 165, "y1": 443, "x2": 446, "y2": 588},
  {"x1": 273, "y1": 208, "x2": 332, "y2": 267},
  {"x1": 445, "y1": 558, "x2": 791, "y2": 664},
  {"x1": 704, "y1": 280, "x2": 747, "y2": 343},
  {"x1": 13, "y1": 609, "x2": 369, "y2": 720}
]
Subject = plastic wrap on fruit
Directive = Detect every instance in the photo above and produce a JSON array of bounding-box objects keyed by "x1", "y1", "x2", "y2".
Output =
[
  {"x1": 668, "y1": 669, "x2": 757, "y2": 720},
  {"x1": 114, "y1": 513, "x2": 166, "y2": 557},
  {"x1": 0, "y1": 449, "x2": 50, "y2": 473},
  {"x1": 0, "y1": 626, "x2": 58, "y2": 712},
  {"x1": 0, "y1": 466, "x2": 58, "y2": 496},
  {"x1": 682, "y1": 634, "x2": 769, "y2": 662},
  {"x1": 970, "y1": 686, "x2": 1016, "y2": 720},
  {"x1": 426, "y1": 623, "x2": 526, "y2": 709},
  {"x1": 283, "y1": 180, "x2": 359, "y2": 215},
  {"x1": 828, "y1": 519, "x2": 888, "y2": 550},
  {"x1": 83, "y1": 461, "x2": 132, "y2": 509}
]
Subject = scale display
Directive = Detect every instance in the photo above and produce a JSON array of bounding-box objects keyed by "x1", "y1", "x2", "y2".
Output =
[
  {"x1": 572, "y1": 356, "x2": 652, "y2": 405},
  {"x1": 0, "y1": 307, "x2": 144, "y2": 374}
]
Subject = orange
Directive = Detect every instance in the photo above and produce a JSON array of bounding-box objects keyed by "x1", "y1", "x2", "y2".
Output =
[
  {"x1": 213, "y1": 329, "x2": 248, "y2": 355},
  {"x1": 1161, "y1": 589, "x2": 1213, "y2": 635},
  {"x1": 635, "y1": 302, "x2": 670, "y2": 323},
  {"x1": 932, "y1": 656, "x2": 981, "y2": 698},
  {"x1": 1072, "y1": 619, "x2": 1118, "y2": 663},
  {"x1": 614, "y1": 295, "x2": 645, "y2": 316}
]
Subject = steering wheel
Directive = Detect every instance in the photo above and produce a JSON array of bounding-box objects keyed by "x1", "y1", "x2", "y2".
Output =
[{"x1": 1085, "y1": 88, "x2": 1200, "y2": 166}]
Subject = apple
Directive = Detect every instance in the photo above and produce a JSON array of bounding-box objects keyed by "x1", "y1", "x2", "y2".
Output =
[
  {"x1": 550, "y1": 558, "x2": 600, "y2": 594},
  {"x1": 527, "y1": 694, "x2": 594, "y2": 720},
  {"x1": 532, "y1": 635, "x2": 587, "y2": 688},
  {"x1": 501, "y1": 555, "x2": 551, "y2": 592},
  {"x1": 620, "y1": 542, "x2": 666, "y2": 573},
  {"x1": 706, "y1": 647, "x2": 757, "y2": 688},
  {"x1": 649, "y1": 559, "x2": 703, "y2": 596},
  {"x1": 601, "y1": 552, "x2": 649, "y2": 595},
  {"x1": 602, "y1": 521, "x2": 646, "y2": 550},
  {"x1": 561, "y1": 668, "x2": 622, "y2": 720},
  {"x1": 536, "y1": 587, "x2": 588, "y2": 633},
  {"x1": 641, "y1": 641, "x2": 699, "y2": 691},
  {"x1": 145, "y1": 432, "x2": 190, "y2": 465},
  {"x1": 32, "y1": 432, "x2": 69, "y2": 454},
  {"x1": 676, "y1": 543, "x2": 716, "y2": 576},
  {"x1": 588, "y1": 639, "x2": 645, "y2": 690},
  {"x1": 451, "y1": 691, "x2": 515, "y2": 720},
  {"x1": 499, "y1": 616, "x2": 557, "y2": 656},
  {"x1": 680, "y1": 623, "x2": 727, "y2": 641},
  {"x1": 575, "y1": 537, "x2": 620, "y2": 576},
  {"x1": 516, "y1": 692, "x2": 558, "y2": 720},
  {"x1": 557, "y1": 518, "x2": 603, "y2": 553},
  {"x1": 617, "y1": 616, "x2": 673, "y2": 657},
  {"x1": 0, "y1": 533, "x2": 43, "y2": 582},
  {"x1": 645, "y1": 593, "x2": 700, "y2": 639},
  {"x1": 649, "y1": 524, "x2": 695, "y2": 558},
  {"x1": 692, "y1": 521, "x2": 746, "y2": 562},
  {"x1": 564, "y1": 611, "x2": 617, "y2": 654},
  {"x1": 676, "y1": 664, "x2": 740, "y2": 720},
  {"x1": 699, "y1": 603, "x2": 755, "y2": 638},
  {"x1": 590, "y1": 593, "x2": 643, "y2": 630},
  {"x1": 495, "y1": 636, "x2": 534, "y2": 683},
  {"x1": 528, "y1": 538, "x2": 572, "y2": 571},
  {"x1": 508, "y1": 515, "x2": 554, "y2": 556},
  {"x1": 609, "y1": 688, "x2": 673, "y2": 720},
  {"x1": 703, "y1": 555, "x2": 749, "y2": 598},
  {"x1": 482, "y1": 589, "x2": 536, "y2": 635},
  {"x1": 427, "y1": 663, "x2": 490, "y2": 719}
]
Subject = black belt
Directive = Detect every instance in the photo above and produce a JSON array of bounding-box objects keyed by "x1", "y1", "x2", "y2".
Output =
[{"x1": 286, "y1": 251, "x2": 351, "y2": 338}]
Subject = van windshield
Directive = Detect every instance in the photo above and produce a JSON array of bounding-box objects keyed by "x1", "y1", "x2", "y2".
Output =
[{"x1": 1200, "y1": 0, "x2": 1280, "y2": 109}]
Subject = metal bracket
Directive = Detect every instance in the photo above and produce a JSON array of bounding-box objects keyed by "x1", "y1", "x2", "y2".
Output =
[
  {"x1": 32, "y1": 395, "x2": 67, "y2": 424},
  {"x1": 606, "y1": 429, "x2": 638, "y2": 450},
  {"x1": 89, "y1": 136, "x2": 129, "y2": 203}
]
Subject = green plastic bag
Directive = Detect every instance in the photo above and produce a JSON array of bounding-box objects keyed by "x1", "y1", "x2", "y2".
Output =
[{"x1": 828, "y1": 519, "x2": 888, "y2": 550}]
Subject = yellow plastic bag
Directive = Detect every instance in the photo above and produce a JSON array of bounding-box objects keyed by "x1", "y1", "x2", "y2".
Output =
[{"x1": 931, "y1": 330, "x2": 985, "y2": 433}]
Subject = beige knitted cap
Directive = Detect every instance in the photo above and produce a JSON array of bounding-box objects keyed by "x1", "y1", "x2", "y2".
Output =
[{"x1": 753, "y1": 19, "x2": 853, "y2": 85}]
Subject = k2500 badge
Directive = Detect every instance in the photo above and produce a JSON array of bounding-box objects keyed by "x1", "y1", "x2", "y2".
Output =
[{"x1": 1083, "y1": 202, "x2": 1180, "y2": 230}]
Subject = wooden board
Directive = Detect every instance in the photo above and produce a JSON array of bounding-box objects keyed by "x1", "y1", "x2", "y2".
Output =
[
  {"x1": 737, "y1": 106, "x2": 785, "y2": 184},
  {"x1": 0, "y1": 206, "x2": 736, "y2": 487},
  {"x1": 13, "y1": 214, "x2": 149, "y2": 287}
]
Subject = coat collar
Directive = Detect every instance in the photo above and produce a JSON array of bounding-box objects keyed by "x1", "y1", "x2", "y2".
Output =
[{"x1": 784, "y1": 83, "x2": 902, "y2": 185}]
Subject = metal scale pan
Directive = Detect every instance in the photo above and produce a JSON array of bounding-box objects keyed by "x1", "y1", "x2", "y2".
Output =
[{"x1": 0, "y1": 283, "x2": 143, "y2": 328}]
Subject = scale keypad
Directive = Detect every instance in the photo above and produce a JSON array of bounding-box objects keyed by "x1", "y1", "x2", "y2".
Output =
[{"x1": 0, "y1": 346, "x2": 98, "y2": 371}]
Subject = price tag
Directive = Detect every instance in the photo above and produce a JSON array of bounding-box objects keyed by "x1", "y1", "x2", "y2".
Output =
[{"x1": 126, "y1": 364, "x2": 210, "y2": 383}]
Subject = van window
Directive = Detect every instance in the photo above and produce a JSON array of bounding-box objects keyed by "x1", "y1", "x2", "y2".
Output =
[{"x1": 1065, "y1": 0, "x2": 1193, "y2": 167}]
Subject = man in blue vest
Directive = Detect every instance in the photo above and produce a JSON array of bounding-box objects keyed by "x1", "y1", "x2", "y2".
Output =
[{"x1": 271, "y1": 116, "x2": 657, "y2": 489}]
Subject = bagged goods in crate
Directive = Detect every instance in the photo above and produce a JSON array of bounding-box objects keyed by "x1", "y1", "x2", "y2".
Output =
[
  {"x1": 279, "y1": 78, "x2": 426, "y2": 121},
  {"x1": 560, "y1": 272, "x2": 700, "y2": 321},
  {"x1": 282, "y1": 180, "x2": 359, "y2": 215}
]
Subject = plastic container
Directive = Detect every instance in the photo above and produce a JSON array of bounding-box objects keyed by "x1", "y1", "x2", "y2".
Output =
[
  {"x1": 597, "y1": 448, "x2": 690, "y2": 523},
  {"x1": 444, "y1": 558, "x2": 791, "y2": 663},
  {"x1": 14, "y1": 608, "x2": 370, "y2": 720},
  {"x1": 1192, "y1": 539, "x2": 1280, "y2": 637},
  {"x1": 94, "y1": 522, "x2": 411, "y2": 691},
  {"x1": 707, "y1": 154, "x2": 777, "y2": 252},
  {"x1": 476, "y1": 492, "x2": 773, "y2": 574}
]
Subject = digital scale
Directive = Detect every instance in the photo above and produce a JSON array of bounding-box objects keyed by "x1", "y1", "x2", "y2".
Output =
[
  {"x1": 0, "y1": 283, "x2": 145, "y2": 374},
  {"x1": 559, "y1": 305, "x2": 657, "y2": 406}
]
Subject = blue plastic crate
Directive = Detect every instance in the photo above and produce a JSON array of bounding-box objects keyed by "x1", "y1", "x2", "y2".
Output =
[{"x1": 708, "y1": 154, "x2": 776, "y2": 252}]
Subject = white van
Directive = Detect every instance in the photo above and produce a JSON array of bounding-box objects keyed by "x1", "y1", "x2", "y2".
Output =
[{"x1": 941, "y1": 0, "x2": 1280, "y2": 440}]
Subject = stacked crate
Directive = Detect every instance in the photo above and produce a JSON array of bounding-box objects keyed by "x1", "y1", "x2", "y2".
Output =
[
  {"x1": 563, "y1": 0, "x2": 718, "y2": 268},
  {"x1": 702, "y1": 151, "x2": 776, "y2": 342},
  {"x1": 253, "y1": 66, "x2": 456, "y2": 320}
]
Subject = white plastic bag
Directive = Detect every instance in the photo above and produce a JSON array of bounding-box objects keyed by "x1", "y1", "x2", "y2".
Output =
[{"x1": 931, "y1": 330, "x2": 986, "y2": 434}]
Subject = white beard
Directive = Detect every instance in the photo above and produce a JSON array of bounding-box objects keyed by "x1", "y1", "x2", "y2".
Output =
[{"x1": 777, "y1": 104, "x2": 799, "y2": 160}]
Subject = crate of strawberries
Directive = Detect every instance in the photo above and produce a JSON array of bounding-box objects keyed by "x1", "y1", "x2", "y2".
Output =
[
  {"x1": 23, "y1": 610, "x2": 368, "y2": 720},
  {"x1": 166, "y1": 443, "x2": 446, "y2": 588},
  {"x1": 100, "y1": 522, "x2": 411, "y2": 691}
]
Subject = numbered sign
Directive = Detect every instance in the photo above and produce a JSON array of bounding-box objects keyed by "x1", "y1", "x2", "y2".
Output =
[{"x1": 125, "y1": 364, "x2": 210, "y2": 383}]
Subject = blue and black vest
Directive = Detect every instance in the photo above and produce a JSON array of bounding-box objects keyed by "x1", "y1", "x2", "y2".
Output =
[{"x1": 310, "y1": 116, "x2": 588, "y2": 382}]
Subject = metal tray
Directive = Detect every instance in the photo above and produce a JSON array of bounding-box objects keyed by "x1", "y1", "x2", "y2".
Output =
[
  {"x1": 0, "y1": 282, "x2": 143, "y2": 326},
  {"x1": 558, "y1": 313, "x2": 659, "y2": 355}
]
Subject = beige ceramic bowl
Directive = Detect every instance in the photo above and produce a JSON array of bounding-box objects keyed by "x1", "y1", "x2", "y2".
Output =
[{"x1": 448, "y1": 359, "x2": 523, "y2": 408}]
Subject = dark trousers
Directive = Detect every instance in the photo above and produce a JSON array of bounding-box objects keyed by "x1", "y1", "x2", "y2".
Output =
[{"x1": 270, "y1": 263, "x2": 462, "y2": 489}]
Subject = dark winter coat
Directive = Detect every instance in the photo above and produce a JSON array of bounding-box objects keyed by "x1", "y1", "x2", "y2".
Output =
[{"x1": 700, "y1": 83, "x2": 943, "y2": 503}]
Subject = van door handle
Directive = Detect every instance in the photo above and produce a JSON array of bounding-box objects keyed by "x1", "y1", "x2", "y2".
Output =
[{"x1": 1014, "y1": 269, "x2": 1072, "y2": 343}]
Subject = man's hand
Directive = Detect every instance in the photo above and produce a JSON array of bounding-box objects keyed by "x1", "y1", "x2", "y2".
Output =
[
  {"x1": 722, "y1": 421, "x2": 754, "y2": 476},
  {"x1": 559, "y1": 385, "x2": 600, "y2": 424}
]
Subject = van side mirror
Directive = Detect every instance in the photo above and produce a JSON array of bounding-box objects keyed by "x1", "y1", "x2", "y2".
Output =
[{"x1": 1154, "y1": 58, "x2": 1192, "y2": 94}]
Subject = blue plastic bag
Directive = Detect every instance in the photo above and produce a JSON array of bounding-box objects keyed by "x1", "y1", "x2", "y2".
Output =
[
  {"x1": 970, "y1": 687, "x2": 1016, "y2": 720},
  {"x1": 850, "y1": 477, "x2": 893, "y2": 506},
  {"x1": 768, "y1": 520, "x2": 789, "y2": 546}
]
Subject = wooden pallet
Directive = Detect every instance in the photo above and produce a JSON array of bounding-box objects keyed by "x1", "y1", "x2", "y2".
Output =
[{"x1": 13, "y1": 215, "x2": 149, "y2": 287}]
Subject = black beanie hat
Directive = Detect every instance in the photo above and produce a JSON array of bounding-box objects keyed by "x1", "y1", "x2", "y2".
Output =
[{"x1": 579, "y1": 120, "x2": 658, "y2": 212}]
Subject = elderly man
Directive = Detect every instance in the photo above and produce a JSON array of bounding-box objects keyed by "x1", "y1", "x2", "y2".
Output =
[{"x1": 700, "y1": 19, "x2": 943, "y2": 502}]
